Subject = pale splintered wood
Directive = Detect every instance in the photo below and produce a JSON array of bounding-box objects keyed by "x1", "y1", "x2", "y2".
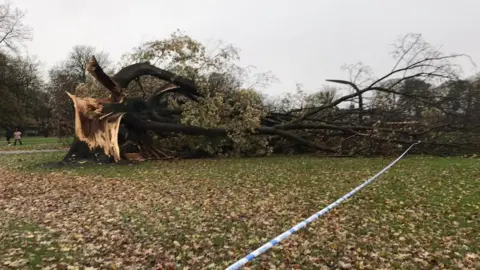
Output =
[{"x1": 66, "y1": 92, "x2": 124, "y2": 162}]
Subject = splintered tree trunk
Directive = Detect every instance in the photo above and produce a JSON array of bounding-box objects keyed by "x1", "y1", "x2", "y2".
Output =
[
  {"x1": 61, "y1": 55, "x2": 204, "y2": 163},
  {"x1": 62, "y1": 92, "x2": 124, "y2": 163}
]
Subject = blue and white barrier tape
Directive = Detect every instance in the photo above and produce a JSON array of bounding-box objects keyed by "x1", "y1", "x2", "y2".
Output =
[{"x1": 225, "y1": 142, "x2": 420, "y2": 270}]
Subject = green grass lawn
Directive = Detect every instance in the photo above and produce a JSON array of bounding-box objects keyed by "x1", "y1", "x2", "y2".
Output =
[
  {"x1": 0, "y1": 153, "x2": 478, "y2": 269},
  {"x1": 0, "y1": 136, "x2": 71, "y2": 151}
]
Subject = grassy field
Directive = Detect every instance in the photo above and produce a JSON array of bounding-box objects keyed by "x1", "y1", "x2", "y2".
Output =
[
  {"x1": 0, "y1": 136, "x2": 71, "y2": 151},
  {"x1": 0, "y1": 153, "x2": 478, "y2": 269}
]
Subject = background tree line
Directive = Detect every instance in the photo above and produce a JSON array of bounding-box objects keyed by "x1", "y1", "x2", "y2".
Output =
[{"x1": 1, "y1": 1, "x2": 479, "y2": 157}]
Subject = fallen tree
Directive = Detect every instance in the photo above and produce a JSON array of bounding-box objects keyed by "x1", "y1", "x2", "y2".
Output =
[
  {"x1": 61, "y1": 33, "x2": 480, "y2": 163},
  {"x1": 63, "y1": 56, "x2": 337, "y2": 162}
]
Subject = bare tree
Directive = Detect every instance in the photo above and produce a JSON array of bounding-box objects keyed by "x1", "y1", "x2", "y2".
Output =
[
  {"x1": 298, "y1": 33, "x2": 464, "y2": 121},
  {"x1": 67, "y1": 45, "x2": 111, "y2": 83},
  {"x1": 0, "y1": 53, "x2": 45, "y2": 128},
  {"x1": 0, "y1": 1, "x2": 32, "y2": 53}
]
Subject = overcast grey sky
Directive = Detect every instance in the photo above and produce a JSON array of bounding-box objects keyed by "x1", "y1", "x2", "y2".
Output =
[{"x1": 10, "y1": 0, "x2": 480, "y2": 95}]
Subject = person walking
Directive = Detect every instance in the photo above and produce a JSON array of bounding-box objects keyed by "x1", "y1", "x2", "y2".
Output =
[
  {"x1": 13, "y1": 128, "x2": 22, "y2": 146},
  {"x1": 5, "y1": 127, "x2": 12, "y2": 146}
]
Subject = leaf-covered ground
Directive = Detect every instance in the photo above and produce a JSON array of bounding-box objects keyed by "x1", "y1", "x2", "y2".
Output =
[{"x1": 0, "y1": 153, "x2": 478, "y2": 269}]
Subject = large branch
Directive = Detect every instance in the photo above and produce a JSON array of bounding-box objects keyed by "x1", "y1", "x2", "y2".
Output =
[
  {"x1": 295, "y1": 70, "x2": 453, "y2": 122},
  {"x1": 365, "y1": 55, "x2": 461, "y2": 89},
  {"x1": 86, "y1": 56, "x2": 123, "y2": 101},
  {"x1": 274, "y1": 122, "x2": 458, "y2": 139},
  {"x1": 112, "y1": 62, "x2": 199, "y2": 95},
  {"x1": 257, "y1": 127, "x2": 337, "y2": 152},
  {"x1": 368, "y1": 86, "x2": 463, "y2": 117},
  {"x1": 326, "y1": 79, "x2": 364, "y2": 124},
  {"x1": 133, "y1": 119, "x2": 226, "y2": 136},
  {"x1": 130, "y1": 119, "x2": 337, "y2": 153},
  {"x1": 146, "y1": 86, "x2": 199, "y2": 108}
]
